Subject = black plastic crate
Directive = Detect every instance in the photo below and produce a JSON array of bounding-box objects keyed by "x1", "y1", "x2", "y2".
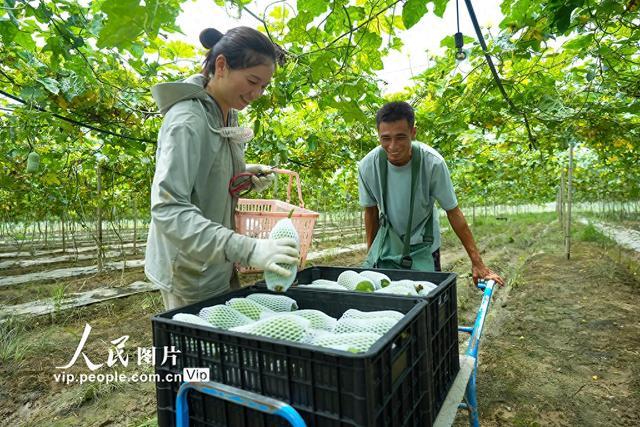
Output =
[
  {"x1": 153, "y1": 286, "x2": 430, "y2": 427},
  {"x1": 293, "y1": 266, "x2": 459, "y2": 422}
]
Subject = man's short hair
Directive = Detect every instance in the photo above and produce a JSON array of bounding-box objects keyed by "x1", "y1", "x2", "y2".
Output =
[{"x1": 376, "y1": 101, "x2": 415, "y2": 128}]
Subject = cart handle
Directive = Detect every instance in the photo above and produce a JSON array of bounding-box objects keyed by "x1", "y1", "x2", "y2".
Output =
[
  {"x1": 176, "y1": 380, "x2": 306, "y2": 427},
  {"x1": 460, "y1": 279, "x2": 496, "y2": 360},
  {"x1": 273, "y1": 168, "x2": 305, "y2": 208}
]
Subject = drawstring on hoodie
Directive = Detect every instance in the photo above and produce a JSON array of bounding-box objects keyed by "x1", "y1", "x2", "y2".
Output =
[{"x1": 197, "y1": 101, "x2": 254, "y2": 144}]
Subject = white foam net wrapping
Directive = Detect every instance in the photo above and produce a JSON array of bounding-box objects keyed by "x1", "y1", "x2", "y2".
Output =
[
  {"x1": 291, "y1": 309, "x2": 337, "y2": 330},
  {"x1": 264, "y1": 218, "x2": 300, "y2": 292},
  {"x1": 261, "y1": 309, "x2": 337, "y2": 330},
  {"x1": 340, "y1": 308, "x2": 404, "y2": 322},
  {"x1": 299, "y1": 282, "x2": 348, "y2": 291},
  {"x1": 312, "y1": 332, "x2": 382, "y2": 353},
  {"x1": 416, "y1": 281, "x2": 438, "y2": 295},
  {"x1": 246, "y1": 293, "x2": 298, "y2": 312},
  {"x1": 391, "y1": 279, "x2": 438, "y2": 293},
  {"x1": 312, "y1": 279, "x2": 340, "y2": 286},
  {"x1": 389, "y1": 279, "x2": 418, "y2": 288},
  {"x1": 359, "y1": 271, "x2": 391, "y2": 289},
  {"x1": 225, "y1": 298, "x2": 274, "y2": 320},
  {"x1": 172, "y1": 313, "x2": 212, "y2": 327},
  {"x1": 230, "y1": 314, "x2": 310, "y2": 342},
  {"x1": 333, "y1": 317, "x2": 399, "y2": 335},
  {"x1": 198, "y1": 305, "x2": 253, "y2": 329},
  {"x1": 302, "y1": 328, "x2": 332, "y2": 344},
  {"x1": 374, "y1": 285, "x2": 418, "y2": 296},
  {"x1": 337, "y1": 270, "x2": 374, "y2": 291}
]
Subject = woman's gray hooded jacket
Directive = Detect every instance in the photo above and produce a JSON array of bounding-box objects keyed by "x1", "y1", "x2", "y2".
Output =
[{"x1": 145, "y1": 74, "x2": 256, "y2": 301}]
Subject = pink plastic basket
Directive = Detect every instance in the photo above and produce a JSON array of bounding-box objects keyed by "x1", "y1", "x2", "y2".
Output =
[{"x1": 235, "y1": 168, "x2": 319, "y2": 273}]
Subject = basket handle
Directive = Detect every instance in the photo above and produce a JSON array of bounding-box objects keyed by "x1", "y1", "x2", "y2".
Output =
[{"x1": 273, "y1": 168, "x2": 305, "y2": 208}]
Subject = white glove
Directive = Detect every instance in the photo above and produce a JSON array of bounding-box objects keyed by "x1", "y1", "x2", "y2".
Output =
[
  {"x1": 249, "y1": 238, "x2": 299, "y2": 276},
  {"x1": 245, "y1": 164, "x2": 276, "y2": 193}
]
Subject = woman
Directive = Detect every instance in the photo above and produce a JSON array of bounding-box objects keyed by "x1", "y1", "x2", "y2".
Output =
[{"x1": 145, "y1": 27, "x2": 298, "y2": 310}]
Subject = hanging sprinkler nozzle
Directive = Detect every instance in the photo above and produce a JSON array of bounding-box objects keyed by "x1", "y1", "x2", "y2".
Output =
[{"x1": 454, "y1": 32, "x2": 467, "y2": 61}]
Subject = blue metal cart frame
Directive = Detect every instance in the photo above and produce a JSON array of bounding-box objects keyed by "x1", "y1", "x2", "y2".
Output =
[
  {"x1": 434, "y1": 279, "x2": 497, "y2": 427},
  {"x1": 175, "y1": 279, "x2": 497, "y2": 427},
  {"x1": 175, "y1": 381, "x2": 306, "y2": 427}
]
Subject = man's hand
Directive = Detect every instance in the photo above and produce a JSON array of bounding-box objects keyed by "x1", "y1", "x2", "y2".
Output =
[
  {"x1": 445, "y1": 207, "x2": 505, "y2": 287},
  {"x1": 245, "y1": 164, "x2": 275, "y2": 193},
  {"x1": 248, "y1": 238, "x2": 299, "y2": 276},
  {"x1": 471, "y1": 262, "x2": 505, "y2": 286}
]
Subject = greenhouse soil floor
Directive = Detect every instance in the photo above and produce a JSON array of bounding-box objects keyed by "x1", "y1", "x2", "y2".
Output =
[{"x1": 1, "y1": 214, "x2": 638, "y2": 426}]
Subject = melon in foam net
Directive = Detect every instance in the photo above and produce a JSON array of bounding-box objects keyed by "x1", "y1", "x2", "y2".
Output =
[
  {"x1": 225, "y1": 298, "x2": 273, "y2": 320},
  {"x1": 340, "y1": 308, "x2": 404, "y2": 322},
  {"x1": 261, "y1": 309, "x2": 337, "y2": 331},
  {"x1": 264, "y1": 212, "x2": 300, "y2": 292},
  {"x1": 172, "y1": 313, "x2": 212, "y2": 327},
  {"x1": 333, "y1": 317, "x2": 399, "y2": 335},
  {"x1": 231, "y1": 314, "x2": 310, "y2": 342},
  {"x1": 337, "y1": 270, "x2": 375, "y2": 292},
  {"x1": 375, "y1": 285, "x2": 418, "y2": 296},
  {"x1": 246, "y1": 293, "x2": 298, "y2": 311},
  {"x1": 198, "y1": 305, "x2": 253, "y2": 329},
  {"x1": 359, "y1": 270, "x2": 391, "y2": 289},
  {"x1": 312, "y1": 332, "x2": 382, "y2": 353},
  {"x1": 298, "y1": 280, "x2": 347, "y2": 291}
]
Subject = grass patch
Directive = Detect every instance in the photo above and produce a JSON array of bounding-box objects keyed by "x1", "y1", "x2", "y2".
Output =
[
  {"x1": 139, "y1": 291, "x2": 163, "y2": 314},
  {"x1": 579, "y1": 224, "x2": 608, "y2": 244},
  {"x1": 134, "y1": 416, "x2": 158, "y2": 427},
  {"x1": 51, "y1": 283, "x2": 66, "y2": 319},
  {"x1": 0, "y1": 317, "x2": 33, "y2": 368},
  {"x1": 64, "y1": 380, "x2": 128, "y2": 411},
  {"x1": 512, "y1": 413, "x2": 542, "y2": 427},
  {"x1": 578, "y1": 224, "x2": 612, "y2": 245}
]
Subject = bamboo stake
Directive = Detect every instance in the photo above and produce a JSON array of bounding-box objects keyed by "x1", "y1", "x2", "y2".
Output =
[
  {"x1": 560, "y1": 170, "x2": 565, "y2": 229},
  {"x1": 565, "y1": 141, "x2": 574, "y2": 260},
  {"x1": 96, "y1": 163, "x2": 103, "y2": 271},
  {"x1": 61, "y1": 214, "x2": 66, "y2": 252},
  {"x1": 132, "y1": 197, "x2": 138, "y2": 255}
]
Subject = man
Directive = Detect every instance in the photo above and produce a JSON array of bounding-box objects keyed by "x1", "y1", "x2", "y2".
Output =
[{"x1": 358, "y1": 101, "x2": 504, "y2": 285}]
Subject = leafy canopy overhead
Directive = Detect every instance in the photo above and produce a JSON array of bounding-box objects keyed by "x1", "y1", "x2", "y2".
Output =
[{"x1": 0, "y1": 0, "x2": 638, "y2": 221}]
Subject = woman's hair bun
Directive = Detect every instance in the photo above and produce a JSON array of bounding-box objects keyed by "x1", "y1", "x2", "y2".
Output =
[{"x1": 199, "y1": 28, "x2": 224, "y2": 49}]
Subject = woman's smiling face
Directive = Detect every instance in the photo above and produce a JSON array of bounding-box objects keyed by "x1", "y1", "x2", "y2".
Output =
[{"x1": 214, "y1": 55, "x2": 274, "y2": 111}]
